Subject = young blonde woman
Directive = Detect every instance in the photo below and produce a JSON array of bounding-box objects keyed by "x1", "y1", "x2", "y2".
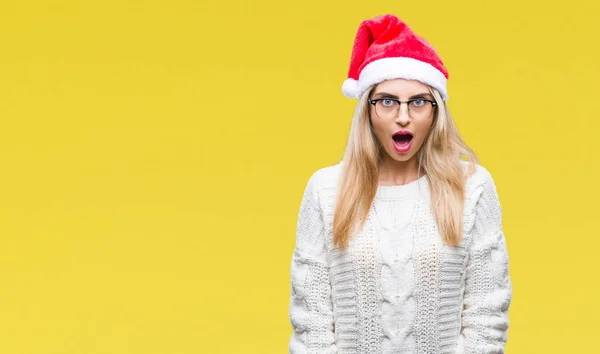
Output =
[{"x1": 288, "y1": 14, "x2": 512, "y2": 354}]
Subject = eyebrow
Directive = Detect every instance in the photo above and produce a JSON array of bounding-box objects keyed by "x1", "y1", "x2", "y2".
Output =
[{"x1": 372, "y1": 92, "x2": 434, "y2": 99}]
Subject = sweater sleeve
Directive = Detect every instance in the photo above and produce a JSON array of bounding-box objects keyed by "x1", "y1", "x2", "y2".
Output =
[
  {"x1": 288, "y1": 171, "x2": 337, "y2": 354},
  {"x1": 457, "y1": 170, "x2": 513, "y2": 354}
]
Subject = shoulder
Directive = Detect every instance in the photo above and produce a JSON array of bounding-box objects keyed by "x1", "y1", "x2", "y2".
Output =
[
  {"x1": 460, "y1": 159, "x2": 496, "y2": 197},
  {"x1": 302, "y1": 160, "x2": 343, "y2": 211},
  {"x1": 305, "y1": 160, "x2": 343, "y2": 192},
  {"x1": 460, "y1": 160, "x2": 503, "y2": 234}
]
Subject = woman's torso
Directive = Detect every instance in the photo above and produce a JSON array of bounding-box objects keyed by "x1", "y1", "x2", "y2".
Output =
[{"x1": 313, "y1": 161, "x2": 484, "y2": 354}]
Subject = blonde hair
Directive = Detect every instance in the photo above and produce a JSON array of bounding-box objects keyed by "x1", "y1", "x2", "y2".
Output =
[{"x1": 332, "y1": 84, "x2": 478, "y2": 250}]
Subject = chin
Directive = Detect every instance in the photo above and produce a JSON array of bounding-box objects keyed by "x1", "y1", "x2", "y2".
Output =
[
  {"x1": 385, "y1": 148, "x2": 416, "y2": 162},
  {"x1": 392, "y1": 155, "x2": 414, "y2": 162}
]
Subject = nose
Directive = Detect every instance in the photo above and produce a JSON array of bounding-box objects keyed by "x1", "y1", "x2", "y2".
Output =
[{"x1": 395, "y1": 103, "x2": 411, "y2": 125}]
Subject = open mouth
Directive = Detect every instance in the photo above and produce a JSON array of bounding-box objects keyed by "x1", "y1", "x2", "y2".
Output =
[{"x1": 392, "y1": 133, "x2": 413, "y2": 147}]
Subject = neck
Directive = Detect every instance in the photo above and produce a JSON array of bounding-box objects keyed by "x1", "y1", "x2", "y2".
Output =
[{"x1": 378, "y1": 155, "x2": 422, "y2": 185}]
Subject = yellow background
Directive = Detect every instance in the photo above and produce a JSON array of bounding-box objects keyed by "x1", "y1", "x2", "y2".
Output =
[{"x1": 0, "y1": 0, "x2": 598, "y2": 353}]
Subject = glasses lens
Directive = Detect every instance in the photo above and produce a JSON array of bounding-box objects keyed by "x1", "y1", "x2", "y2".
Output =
[
  {"x1": 375, "y1": 99, "x2": 399, "y2": 119},
  {"x1": 409, "y1": 101, "x2": 434, "y2": 120}
]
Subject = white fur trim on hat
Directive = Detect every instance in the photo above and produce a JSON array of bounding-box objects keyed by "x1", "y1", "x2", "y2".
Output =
[{"x1": 354, "y1": 57, "x2": 448, "y2": 101}]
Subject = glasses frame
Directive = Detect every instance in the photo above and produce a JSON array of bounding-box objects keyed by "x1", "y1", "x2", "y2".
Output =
[{"x1": 368, "y1": 98, "x2": 438, "y2": 120}]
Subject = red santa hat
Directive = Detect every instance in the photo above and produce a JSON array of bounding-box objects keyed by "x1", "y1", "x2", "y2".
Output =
[{"x1": 342, "y1": 14, "x2": 449, "y2": 101}]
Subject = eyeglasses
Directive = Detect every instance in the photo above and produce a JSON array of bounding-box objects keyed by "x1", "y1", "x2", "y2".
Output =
[{"x1": 369, "y1": 98, "x2": 437, "y2": 120}]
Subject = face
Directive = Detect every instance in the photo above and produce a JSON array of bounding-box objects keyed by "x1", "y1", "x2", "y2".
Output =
[{"x1": 368, "y1": 78, "x2": 436, "y2": 164}]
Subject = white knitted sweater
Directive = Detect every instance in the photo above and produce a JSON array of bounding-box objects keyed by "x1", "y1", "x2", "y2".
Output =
[{"x1": 288, "y1": 160, "x2": 512, "y2": 354}]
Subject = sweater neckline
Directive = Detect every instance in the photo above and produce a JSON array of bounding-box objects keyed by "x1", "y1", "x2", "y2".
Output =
[{"x1": 375, "y1": 174, "x2": 428, "y2": 200}]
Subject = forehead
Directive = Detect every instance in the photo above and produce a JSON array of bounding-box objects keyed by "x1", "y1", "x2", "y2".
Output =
[{"x1": 372, "y1": 79, "x2": 431, "y2": 96}]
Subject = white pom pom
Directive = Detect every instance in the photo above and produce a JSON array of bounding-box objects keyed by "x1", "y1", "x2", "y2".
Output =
[{"x1": 342, "y1": 78, "x2": 358, "y2": 98}]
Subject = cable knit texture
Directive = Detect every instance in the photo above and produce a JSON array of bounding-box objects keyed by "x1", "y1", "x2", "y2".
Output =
[{"x1": 288, "y1": 160, "x2": 512, "y2": 354}]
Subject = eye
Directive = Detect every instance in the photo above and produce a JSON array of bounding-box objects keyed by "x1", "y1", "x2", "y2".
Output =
[
  {"x1": 410, "y1": 98, "x2": 426, "y2": 107},
  {"x1": 381, "y1": 99, "x2": 396, "y2": 107}
]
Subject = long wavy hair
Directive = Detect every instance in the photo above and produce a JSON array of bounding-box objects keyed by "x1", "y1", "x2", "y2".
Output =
[{"x1": 333, "y1": 84, "x2": 478, "y2": 250}]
